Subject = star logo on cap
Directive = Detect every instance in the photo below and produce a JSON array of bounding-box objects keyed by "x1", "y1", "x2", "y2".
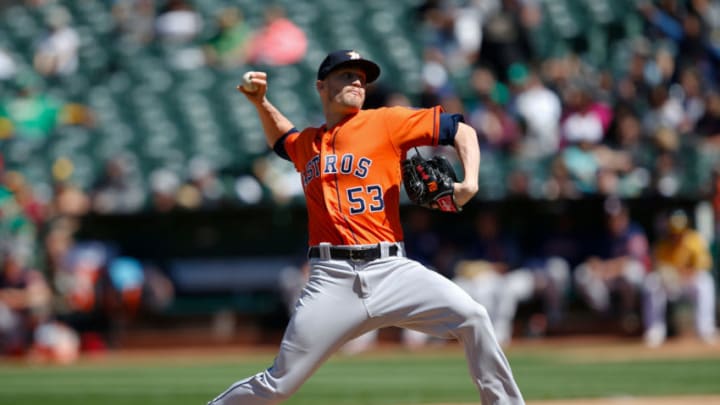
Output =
[{"x1": 347, "y1": 51, "x2": 361, "y2": 60}]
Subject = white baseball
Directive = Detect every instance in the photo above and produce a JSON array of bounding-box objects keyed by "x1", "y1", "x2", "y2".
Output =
[{"x1": 242, "y1": 72, "x2": 258, "y2": 92}]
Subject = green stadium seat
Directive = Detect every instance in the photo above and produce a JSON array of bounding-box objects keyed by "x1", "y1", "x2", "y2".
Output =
[
  {"x1": 2, "y1": 6, "x2": 42, "y2": 61},
  {"x1": 0, "y1": 0, "x2": 703, "y2": 207},
  {"x1": 581, "y1": 0, "x2": 614, "y2": 25},
  {"x1": 93, "y1": 122, "x2": 136, "y2": 162},
  {"x1": 543, "y1": 0, "x2": 581, "y2": 39},
  {"x1": 478, "y1": 150, "x2": 508, "y2": 200},
  {"x1": 72, "y1": 0, "x2": 114, "y2": 37}
]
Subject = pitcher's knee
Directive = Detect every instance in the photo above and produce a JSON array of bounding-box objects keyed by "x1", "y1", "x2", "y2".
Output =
[
  {"x1": 466, "y1": 304, "x2": 492, "y2": 327},
  {"x1": 452, "y1": 304, "x2": 495, "y2": 342}
]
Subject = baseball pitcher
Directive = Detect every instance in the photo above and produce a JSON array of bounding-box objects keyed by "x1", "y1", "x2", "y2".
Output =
[{"x1": 207, "y1": 50, "x2": 524, "y2": 405}]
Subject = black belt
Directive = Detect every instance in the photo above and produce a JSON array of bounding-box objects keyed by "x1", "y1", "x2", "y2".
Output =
[{"x1": 308, "y1": 244, "x2": 400, "y2": 261}]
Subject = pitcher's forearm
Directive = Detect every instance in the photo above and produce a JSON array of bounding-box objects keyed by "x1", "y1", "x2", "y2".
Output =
[
  {"x1": 255, "y1": 98, "x2": 296, "y2": 147},
  {"x1": 237, "y1": 71, "x2": 296, "y2": 147},
  {"x1": 453, "y1": 122, "x2": 480, "y2": 190}
]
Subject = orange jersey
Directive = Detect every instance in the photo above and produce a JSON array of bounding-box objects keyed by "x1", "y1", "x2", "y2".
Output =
[{"x1": 282, "y1": 106, "x2": 443, "y2": 246}]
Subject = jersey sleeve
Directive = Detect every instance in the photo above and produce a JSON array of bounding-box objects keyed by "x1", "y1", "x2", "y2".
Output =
[
  {"x1": 273, "y1": 128, "x2": 299, "y2": 161},
  {"x1": 382, "y1": 106, "x2": 444, "y2": 151}
]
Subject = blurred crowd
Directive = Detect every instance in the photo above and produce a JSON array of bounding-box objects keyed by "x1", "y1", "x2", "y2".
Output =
[
  {"x1": 0, "y1": 0, "x2": 717, "y2": 212},
  {"x1": 0, "y1": 0, "x2": 719, "y2": 361},
  {"x1": 0, "y1": 153, "x2": 175, "y2": 363},
  {"x1": 396, "y1": 0, "x2": 720, "y2": 201},
  {"x1": 338, "y1": 199, "x2": 717, "y2": 353}
]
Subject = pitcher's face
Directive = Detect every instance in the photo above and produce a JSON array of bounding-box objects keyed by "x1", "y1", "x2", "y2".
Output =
[{"x1": 318, "y1": 68, "x2": 367, "y2": 112}]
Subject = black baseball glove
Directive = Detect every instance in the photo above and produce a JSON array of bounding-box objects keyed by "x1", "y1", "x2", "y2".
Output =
[{"x1": 401, "y1": 155, "x2": 460, "y2": 212}]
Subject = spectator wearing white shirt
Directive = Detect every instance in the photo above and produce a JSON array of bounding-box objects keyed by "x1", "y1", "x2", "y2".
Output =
[
  {"x1": 0, "y1": 46, "x2": 17, "y2": 81},
  {"x1": 33, "y1": 7, "x2": 80, "y2": 78},
  {"x1": 512, "y1": 65, "x2": 562, "y2": 159}
]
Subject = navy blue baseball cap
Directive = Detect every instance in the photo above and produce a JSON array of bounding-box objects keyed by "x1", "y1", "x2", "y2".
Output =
[{"x1": 316, "y1": 50, "x2": 381, "y2": 83}]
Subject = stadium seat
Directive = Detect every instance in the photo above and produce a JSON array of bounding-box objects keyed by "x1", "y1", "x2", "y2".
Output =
[
  {"x1": 477, "y1": 150, "x2": 508, "y2": 200},
  {"x1": 543, "y1": 0, "x2": 581, "y2": 40},
  {"x1": 0, "y1": 0, "x2": 708, "y2": 209},
  {"x1": 2, "y1": 6, "x2": 42, "y2": 59}
]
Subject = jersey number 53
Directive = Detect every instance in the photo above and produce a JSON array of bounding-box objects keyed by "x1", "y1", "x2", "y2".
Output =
[{"x1": 346, "y1": 185, "x2": 384, "y2": 215}]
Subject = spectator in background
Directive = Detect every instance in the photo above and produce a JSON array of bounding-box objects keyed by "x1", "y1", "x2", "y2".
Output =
[
  {"x1": 674, "y1": 66, "x2": 706, "y2": 131},
  {"x1": 245, "y1": 6, "x2": 307, "y2": 66},
  {"x1": 154, "y1": 0, "x2": 203, "y2": 44},
  {"x1": 0, "y1": 180, "x2": 52, "y2": 358},
  {"x1": 696, "y1": 90, "x2": 720, "y2": 148},
  {"x1": 0, "y1": 244, "x2": 53, "y2": 357},
  {"x1": 712, "y1": 167, "x2": 720, "y2": 239},
  {"x1": 111, "y1": 0, "x2": 156, "y2": 45},
  {"x1": 90, "y1": 155, "x2": 145, "y2": 214},
  {"x1": 418, "y1": 0, "x2": 503, "y2": 75},
  {"x1": 649, "y1": 126, "x2": 685, "y2": 197},
  {"x1": 478, "y1": 0, "x2": 534, "y2": 81},
  {"x1": 511, "y1": 64, "x2": 562, "y2": 159},
  {"x1": 640, "y1": 1, "x2": 719, "y2": 87},
  {"x1": 559, "y1": 138, "x2": 602, "y2": 195},
  {"x1": 419, "y1": 46, "x2": 453, "y2": 108},
  {"x1": 203, "y1": 7, "x2": 252, "y2": 69},
  {"x1": 560, "y1": 80, "x2": 612, "y2": 148},
  {"x1": 453, "y1": 210, "x2": 567, "y2": 345},
  {"x1": 32, "y1": 6, "x2": 80, "y2": 79},
  {"x1": 676, "y1": 10, "x2": 719, "y2": 87},
  {"x1": 0, "y1": 74, "x2": 62, "y2": 141},
  {"x1": 614, "y1": 38, "x2": 653, "y2": 111},
  {"x1": 0, "y1": 174, "x2": 38, "y2": 273},
  {"x1": 642, "y1": 209, "x2": 717, "y2": 347},
  {"x1": 415, "y1": 0, "x2": 464, "y2": 68},
  {"x1": 48, "y1": 180, "x2": 91, "y2": 219},
  {"x1": 470, "y1": 81, "x2": 520, "y2": 153},
  {"x1": 558, "y1": 80, "x2": 626, "y2": 196},
  {"x1": 542, "y1": 156, "x2": 581, "y2": 199},
  {"x1": 691, "y1": 0, "x2": 720, "y2": 63},
  {"x1": 154, "y1": 0, "x2": 205, "y2": 70},
  {"x1": 601, "y1": 107, "x2": 653, "y2": 197},
  {"x1": 53, "y1": 239, "x2": 115, "y2": 346},
  {"x1": 148, "y1": 168, "x2": 180, "y2": 213},
  {"x1": 574, "y1": 198, "x2": 650, "y2": 333},
  {"x1": 251, "y1": 154, "x2": 304, "y2": 206},
  {"x1": 2, "y1": 170, "x2": 46, "y2": 226},
  {"x1": 0, "y1": 45, "x2": 17, "y2": 82},
  {"x1": 184, "y1": 156, "x2": 226, "y2": 209},
  {"x1": 605, "y1": 107, "x2": 653, "y2": 172},
  {"x1": 643, "y1": 84, "x2": 686, "y2": 136},
  {"x1": 42, "y1": 216, "x2": 107, "y2": 353},
  {"x1": 537, "y1": 213, "x2": 584, "y2": 271}
]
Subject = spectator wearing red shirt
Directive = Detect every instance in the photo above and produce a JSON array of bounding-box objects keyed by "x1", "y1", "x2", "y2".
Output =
[{"x1": 246, "y1": 6, "x2": 307, "y2": 66}]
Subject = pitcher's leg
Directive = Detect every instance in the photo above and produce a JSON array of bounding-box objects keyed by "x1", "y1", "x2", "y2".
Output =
[
  {"x1": 455, "y1": 301, "x2": 524, "y2": 404},
  {"x1": 208, "y1": 261, "x2": 369, "y2": 405},
  {"x1": 366, "y1": 258, "x2": 524, "y2": 404}
]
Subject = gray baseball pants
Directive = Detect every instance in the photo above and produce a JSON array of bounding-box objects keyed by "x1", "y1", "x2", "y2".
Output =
[{"x1": 208, "y1": 248, "x2": 524, "y2": 405}]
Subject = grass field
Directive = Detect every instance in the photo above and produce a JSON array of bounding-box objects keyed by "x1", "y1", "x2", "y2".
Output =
[{"x1": 1, "y1": 338, "x2": 719, "y2": 405}]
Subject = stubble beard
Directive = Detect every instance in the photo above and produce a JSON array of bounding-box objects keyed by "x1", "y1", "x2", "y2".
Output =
[
  {"x1": 338, "y1": 91, "x2": 363, "y2": 111},
  {"x1": 323, "y1": 86, "x2": 364, "y2": 117}
]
